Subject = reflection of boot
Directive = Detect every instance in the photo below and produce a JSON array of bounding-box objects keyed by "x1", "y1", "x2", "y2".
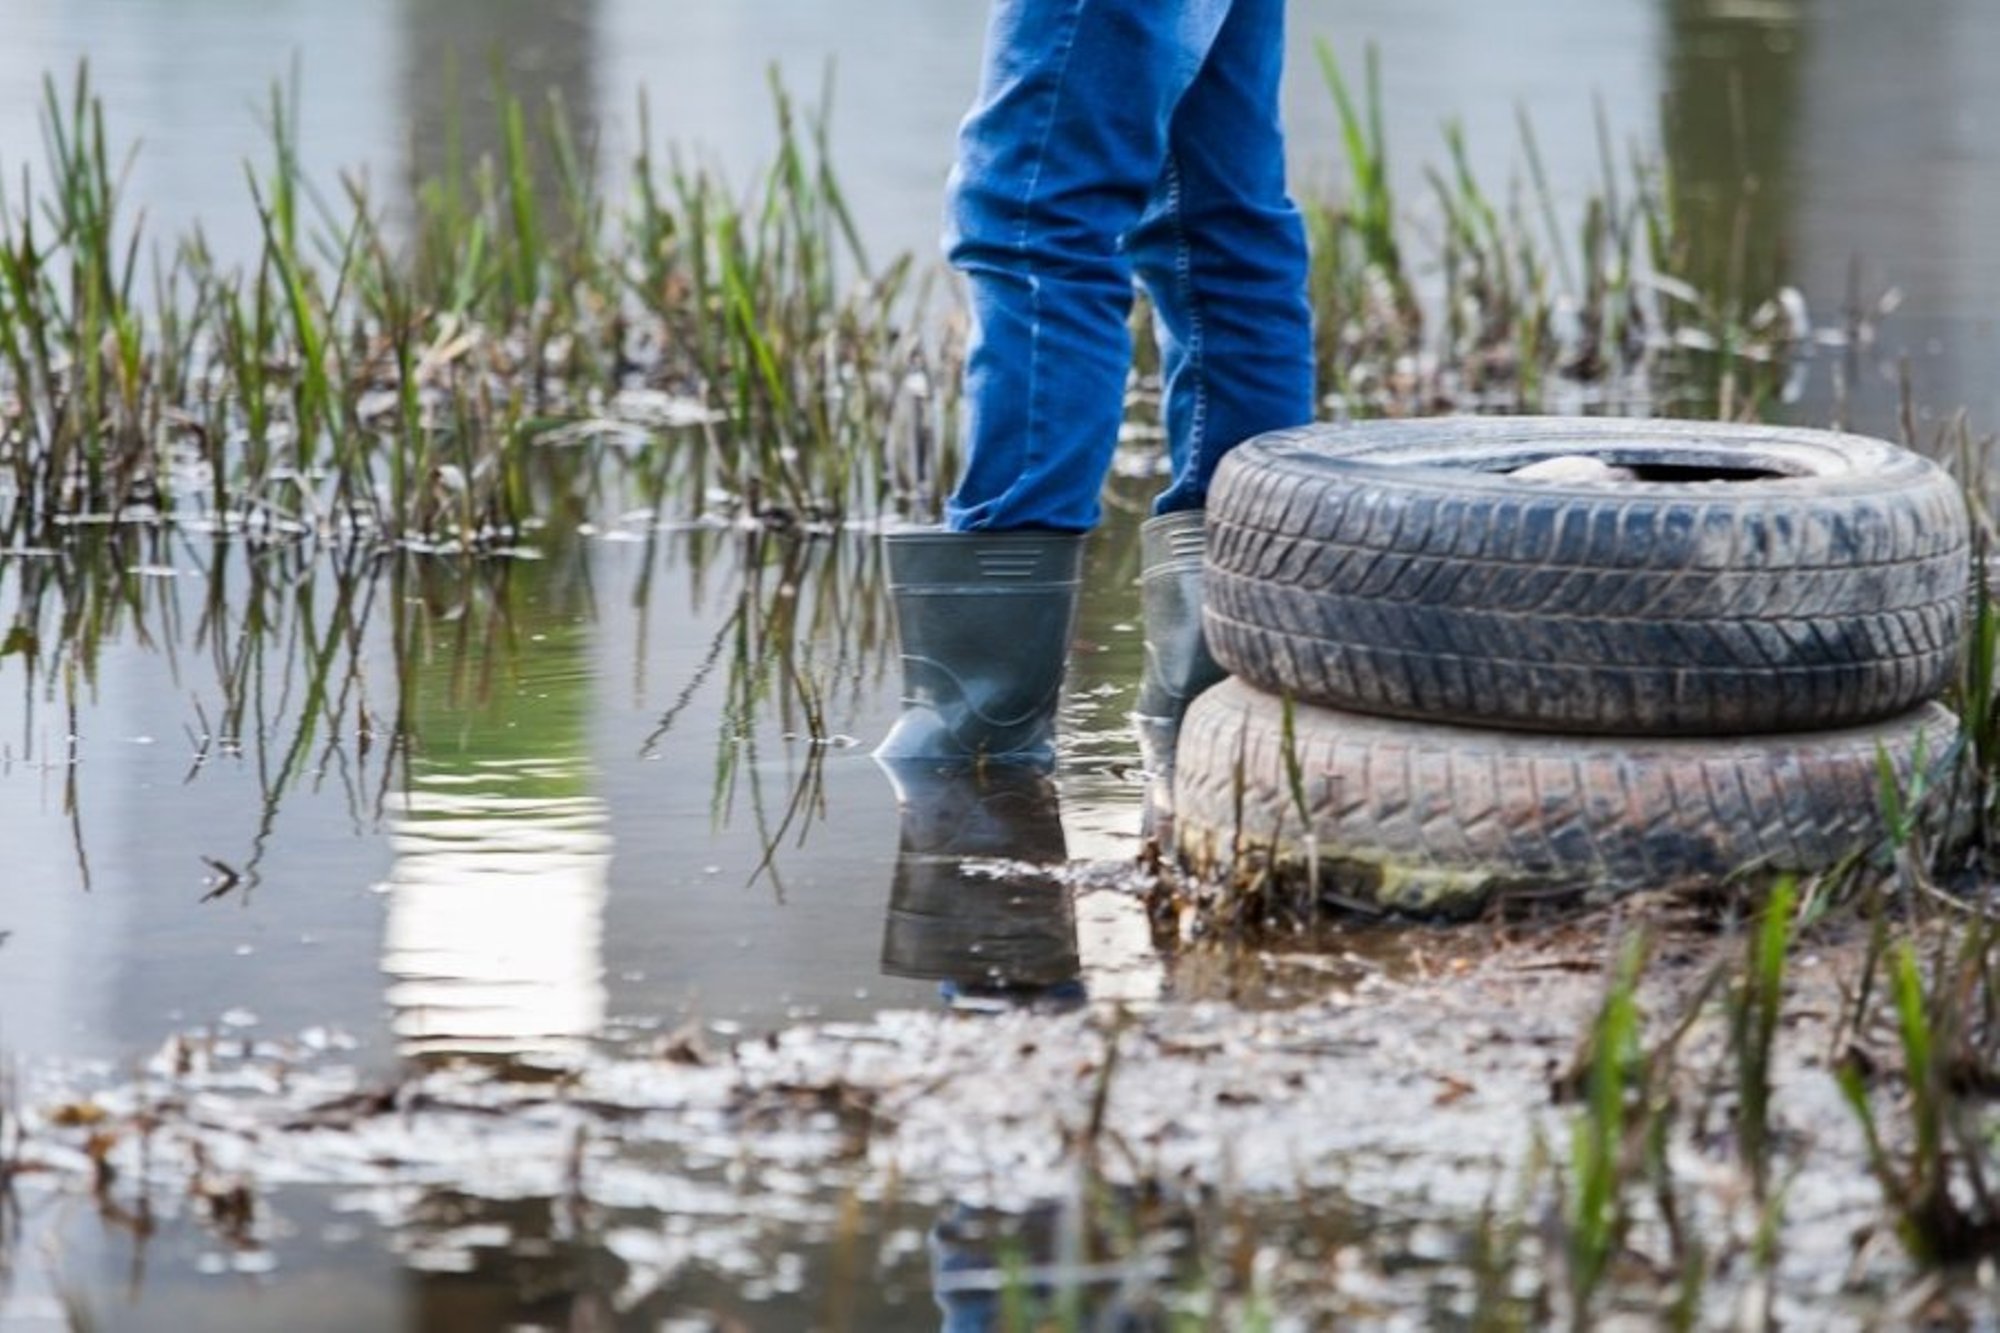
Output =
[
  {"x1": 878, "y1": 762, "x2": 1082, "y2": 1003},
  {"x1": 874, "y1": 529, "x2": 1085, "y2": 767},
  {"x1": 1133, "y1": 510, "x2": 1227, "y2": 838}
]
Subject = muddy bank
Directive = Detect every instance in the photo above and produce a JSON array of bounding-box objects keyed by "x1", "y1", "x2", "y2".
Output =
[{"x1": 11, "y1": 900, "x2": 1990, "y2": 1327}]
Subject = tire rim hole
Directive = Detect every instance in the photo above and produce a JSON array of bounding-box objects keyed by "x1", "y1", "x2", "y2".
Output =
[
  {"x1": 1490, "y1": 457, "x2": 1795, "y2": 484},
  {"x1": 1619, "y1": 463, "x2": 1792, "y2": 483}
]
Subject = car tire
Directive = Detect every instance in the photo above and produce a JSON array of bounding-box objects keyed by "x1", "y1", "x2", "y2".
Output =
[
  {"x1": 1203, "y1": 418, "x2": 1970, "y2": 735},
  {"x1": 1174, "y1": 678, "x2": 1959, "y2": 917}
]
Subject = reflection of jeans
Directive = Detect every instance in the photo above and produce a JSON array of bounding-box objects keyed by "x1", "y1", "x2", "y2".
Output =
[
  {"x1": 932, "y1": 1207, "x2": 1004, "y2": 1333},
  {"x1": 945, "y1": 0, "x2": 1315, "y2": 533}
]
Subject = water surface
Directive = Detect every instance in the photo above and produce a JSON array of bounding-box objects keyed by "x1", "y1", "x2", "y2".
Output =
[{"x1": 2, "y1": 1, "x2": 1998, "y2": 1327}]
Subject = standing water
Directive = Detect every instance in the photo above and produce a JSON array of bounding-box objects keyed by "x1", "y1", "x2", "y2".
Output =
[{"x1": 0, "y1": 0, "x2": 1998, "y2": 1327}]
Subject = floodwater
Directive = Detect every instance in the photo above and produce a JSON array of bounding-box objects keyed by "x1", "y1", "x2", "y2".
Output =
[{"x1": 1, "y1": 0, "x2": 1998, "y2": 1328}]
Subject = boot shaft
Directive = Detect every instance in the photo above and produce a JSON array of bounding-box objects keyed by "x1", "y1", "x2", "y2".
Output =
[
  {"x1": 1136, "y1": 509, "x2": 1227, "y2": 721},
  {"x1": 1135, "y1": 509, "x2": 1230, "y2": 843}
]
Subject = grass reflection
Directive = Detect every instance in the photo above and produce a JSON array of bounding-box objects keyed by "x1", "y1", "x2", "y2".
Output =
[
  {"x1": 638, "y1": 526, "x2": 890, "y2": 891},
  {"x1": 1, "y1": 532, "x2": 401, "y2": 895},
  {"x1": 0, "y1": 515, "x2": 889, "y2": 907}
]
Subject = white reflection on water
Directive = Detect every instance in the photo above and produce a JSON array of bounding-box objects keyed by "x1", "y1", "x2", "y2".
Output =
[
  {"x1": 384, "y1": 757, "x2": 609, "y2": 1061},
  {"x1": 1074, "y1": 886, "x2": 1164, "y2": 1006}
]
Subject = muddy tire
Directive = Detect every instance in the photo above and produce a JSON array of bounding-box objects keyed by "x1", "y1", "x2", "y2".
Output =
[
  {"x1": 1174, "y1": 678, "x2": 1959, "y2": 917},
  {"x1": 1204, "y1": 418, "x2": 1970, "y2": 735}
]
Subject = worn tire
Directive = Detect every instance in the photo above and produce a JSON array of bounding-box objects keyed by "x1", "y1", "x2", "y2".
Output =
[
  {"x1": 1204, "y1": 418, "x2": 1970, "y2": 735},
  {"x1": 1175, "y1": 678, "x2": 1959, "y2": 917}
]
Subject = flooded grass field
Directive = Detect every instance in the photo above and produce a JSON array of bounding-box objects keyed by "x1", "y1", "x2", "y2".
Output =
[{"x1": 3, "y1": 0, "x2": 2000, "y2": 1328}]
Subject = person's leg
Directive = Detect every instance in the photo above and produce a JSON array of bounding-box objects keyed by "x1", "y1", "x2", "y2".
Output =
[
  {"x1": 879, "y1": 0, "x2": 1237, "y2": 765},
  {"x1": 1128, "y1": 0, "x2": 1315, "y2": 517},
  {"x1": 1126, "y1": 0, "x2": 1313, "y2": 821},
  {"x1": 943, "y1": 0, "x2": 1235, "y2": 533}
]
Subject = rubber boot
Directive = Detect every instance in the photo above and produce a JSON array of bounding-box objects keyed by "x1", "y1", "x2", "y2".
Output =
[
  {"x1": 1133, "y1": 510, "x2": 1229, "y2": 841},
  {"x1": 875, "y1": 529, "x2": 1085, "y2": 767}
]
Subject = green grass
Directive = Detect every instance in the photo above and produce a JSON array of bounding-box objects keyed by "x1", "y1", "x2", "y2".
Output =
[
  {"x1": 0, "y1": 66, "x2": 940, "y2": 548},
  {"x1": 0, "y1": 59, "x2": 1819, "y2": 554},
  {"x1": 1730, "y1": 877, "x2": 1797, "y2": 1203},
  {"x1": 1838, "y1": 914, "x2": 2000, "y2": 1268},
  {"x1": 1557, "y1": 931, "x2": 1647, "y2": 1328},
  {"x1": 1305, "y1": 43, "x2": 1802, "y2": 421}
]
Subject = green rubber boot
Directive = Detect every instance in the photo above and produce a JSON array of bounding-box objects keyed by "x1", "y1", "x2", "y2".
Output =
[
  {"x1": 874, "y1": 528, "x2": 1085, "y2": 767},
  {"x1": 1133, "y1": 510, "x2": 1229, "y2": 836}
]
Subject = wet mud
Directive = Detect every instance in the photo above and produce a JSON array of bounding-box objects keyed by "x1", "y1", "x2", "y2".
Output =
[{"x1": 9, "y1": 900, "x2": 1996, "y2": 1328}]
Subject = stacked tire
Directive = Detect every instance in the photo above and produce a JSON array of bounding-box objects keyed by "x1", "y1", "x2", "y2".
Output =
[{"x1": 1175, "y1": 418, "x2": 1971, "y2": 916}]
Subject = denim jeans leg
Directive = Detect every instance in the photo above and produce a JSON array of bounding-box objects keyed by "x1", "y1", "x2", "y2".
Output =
[
  {"x1": 1128, "y1": 0, "x2": 1315, "y2": 517},
  {"x1": 944, "y1": 0, "x2": 1236, "y2": 533}
]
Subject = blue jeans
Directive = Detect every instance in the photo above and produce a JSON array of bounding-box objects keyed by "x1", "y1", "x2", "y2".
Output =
[{"x1": 944, "y1": 0, "x2": 1315, "y2": 533}]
